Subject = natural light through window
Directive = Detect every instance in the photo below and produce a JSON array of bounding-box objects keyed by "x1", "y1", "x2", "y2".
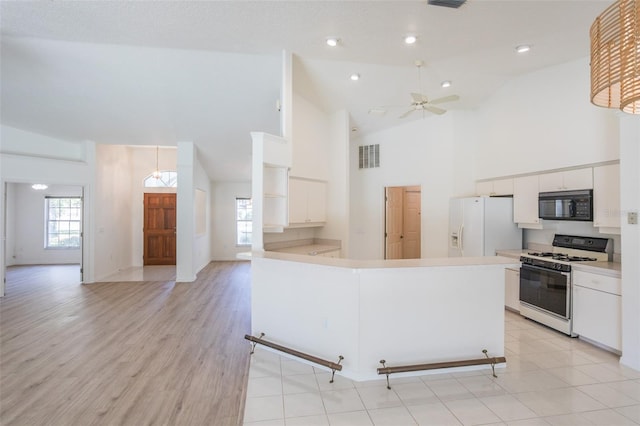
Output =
[
  {"x1": 46, "y1": 197, "x2": 82, "y2": 249},
  {"x1": 144, "y1": 171, "x2": 177, "y2": 188},
  {"x1": 236, "y1": 198, "x2": 252, "y2": 246}
]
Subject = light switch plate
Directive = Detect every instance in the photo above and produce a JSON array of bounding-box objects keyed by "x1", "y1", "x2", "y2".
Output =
[{"x1": 629, "y1": 211, "x2": 638, "y2": 225}]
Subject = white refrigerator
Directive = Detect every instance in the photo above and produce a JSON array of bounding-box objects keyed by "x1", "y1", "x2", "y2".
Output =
[{"x1": 448, "y1": 197, "x2": 522, "y2": 257}]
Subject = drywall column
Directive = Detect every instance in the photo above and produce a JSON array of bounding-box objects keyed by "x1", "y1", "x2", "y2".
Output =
[
  {"x1": 281, "y1": 50, "x2": 293, "y2": 141},
  {"x1": 620, "y1": 115, "x2": 640, "y2": 371},
  {"x1": 176, "y1": 141, "x2": 196, "y2": 282}
]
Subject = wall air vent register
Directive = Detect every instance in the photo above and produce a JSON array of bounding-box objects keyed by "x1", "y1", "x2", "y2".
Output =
[{"x1": 358, "y1": 144, "x2": 380, "y2": 169}]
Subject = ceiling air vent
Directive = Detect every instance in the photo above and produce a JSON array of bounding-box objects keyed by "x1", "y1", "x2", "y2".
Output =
[
  {"x1": 359, "y1": 144, "x2": 380, "y2": 169},
  {"x1": 428, "y1": 0, "x2": 467, "y2": 9}
]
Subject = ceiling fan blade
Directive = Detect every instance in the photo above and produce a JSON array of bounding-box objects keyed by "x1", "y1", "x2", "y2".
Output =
[
  {"x1": 424, "y1": 105, "x2": 447, "y2": 115},
  {"x1": 429, "y1": 94, "x2": 460, "y2": 105},
  {"x1": 410, "y1": 92, "x2": 428, "y2": 103},
  {"x1": 398, "y1": 109, "x2": 415, "y2": 119}
]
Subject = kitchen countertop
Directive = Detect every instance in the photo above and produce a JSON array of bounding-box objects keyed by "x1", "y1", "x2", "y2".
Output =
[
  {"x1": 572, "y1": 261, "x2": 621, "y2": 278},
  {"x1": 270, "y1": 243, "x2": 340, "y2": 256},
  {"x1": 494, "y1": 249, "x2": 621, "y2": 278},
  {"x1": 253, "y1": 251, "x2": 520, "y2": 269},
  {"x1": 495, "y1": 249, "x2": 529, "y2": 259}
]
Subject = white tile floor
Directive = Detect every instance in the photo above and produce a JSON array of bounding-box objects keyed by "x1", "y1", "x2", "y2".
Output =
[{"x1": 243, "y1": 310, "x2": 640, "y2": 425}]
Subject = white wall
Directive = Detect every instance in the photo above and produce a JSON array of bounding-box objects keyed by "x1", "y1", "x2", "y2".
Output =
[
  {"x1": 93, "y1": 144, "x2": 133, "y2": 281},
  {"x1": 315, "y1": 110, "x2": 350, "y2": 254},
  {"x1": 6, "y1": 183, "x2": 82, "y2": 265},
  {"x1": 349, "y1": 114, "x2": 460, "y2": 259},
  {"x1": 475, "y1": 58, "x2": 620, "y2": 179},
  {"x1": 176, "y1": 142, "x2": 212, "y2": 281},
  {"x1": 619, "y1": 115, "x2": 640, "y2": 371},
  {"x1": 211, "y1": 182, "x2": 251, "y2": 260},
  {"x1": 1, "y1": 125, "x2": 96, "y2": 292},
  {"x1": 291, "y1": 93, "x2": 330, "y2": 180},
  {"x1": 4, "y1": 183, "x2": 16, "y2": 267},
  {"x1": 129, "y1": 146, "x2": 177, "y2": 266},
  {"x1": 193, "y1": 153, "x2": 211, "y2": 273}
]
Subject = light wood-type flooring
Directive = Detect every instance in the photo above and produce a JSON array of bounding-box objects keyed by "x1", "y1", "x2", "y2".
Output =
[{"x1": 0, "y1": 262, "x2": 252, "y2": 425}]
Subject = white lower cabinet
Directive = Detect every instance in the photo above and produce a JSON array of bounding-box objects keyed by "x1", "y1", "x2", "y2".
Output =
[
  {"x1": 572, "y1": 270, "x2": 621, "y2": 351},
  {"x1": 505, "y1": 267, "x2": 520, "y2": 312}
]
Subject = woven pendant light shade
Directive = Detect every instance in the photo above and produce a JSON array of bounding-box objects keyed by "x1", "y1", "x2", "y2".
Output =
[{"x1": 590, "y1": 0, "x2": 640, "y2": 114}]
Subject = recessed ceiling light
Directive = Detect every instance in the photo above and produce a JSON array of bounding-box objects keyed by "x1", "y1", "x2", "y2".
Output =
[
  {"x1": 326, "y1": 38, "x2": 340, "y2": 47},
  {"x1": 404, "y1": 35, "x2": 418, "y2": 44},
  {"x1": 441, "y1": 80, "x2": 452, "y2": 88},
  {"x1": 515, "y1": 45, "x2": 531, "y2": 54},
  {"x1": 31, "y1": 184, "x2": 48, "y2": 190},
  {"x1": 350, "y1": 73, "x2": 360, "y2": 81}
]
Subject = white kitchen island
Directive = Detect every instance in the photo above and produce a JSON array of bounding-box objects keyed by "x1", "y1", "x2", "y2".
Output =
[{"x1": 250, "y1": 252, "x2": 519, "y2": 381}]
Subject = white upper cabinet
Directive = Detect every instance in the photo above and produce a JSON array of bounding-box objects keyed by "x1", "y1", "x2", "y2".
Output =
[
  {"x1": 538, "y1": 168, "x2": 593, "y2": 192},
  {"x1": 513, "y1": 175, "x2": 540, "y2": 226},
  {"x1": 288, "y1": 177, "x2": 327, "y2": 226},
  {"x1": 476, "y1": 178, "x2": 514, "y2": 196},
  {"x1": 593, "y1": 163, "x2": 620, "y2": 231}
]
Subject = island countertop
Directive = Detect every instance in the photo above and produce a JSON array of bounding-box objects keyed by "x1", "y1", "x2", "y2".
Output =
[{"x1": 252, "y1": 250, "x2": 520, "y2": 269}]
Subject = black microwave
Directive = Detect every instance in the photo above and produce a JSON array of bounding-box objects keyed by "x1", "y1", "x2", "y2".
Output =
[{"x1": 538, "y1": 189, "x2": 593, "y2": 221}]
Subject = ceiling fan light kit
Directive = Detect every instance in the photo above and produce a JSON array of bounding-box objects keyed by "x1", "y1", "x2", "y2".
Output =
[
  {"x1": 369, "y1": 60, "x2": 460, "y2": 119},
  {"x1": 590, "y1": 0, "x2": 640, "y2": 114}
]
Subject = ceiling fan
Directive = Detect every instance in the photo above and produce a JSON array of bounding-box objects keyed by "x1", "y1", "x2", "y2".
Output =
[{"x1": 370, "y1": 60, "x2": 460, "y2": 118}]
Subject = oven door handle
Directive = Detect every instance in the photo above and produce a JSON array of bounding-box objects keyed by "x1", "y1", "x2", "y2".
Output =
[{"x1": 521, "y1": 264, "x2": 570, "y2": 276}]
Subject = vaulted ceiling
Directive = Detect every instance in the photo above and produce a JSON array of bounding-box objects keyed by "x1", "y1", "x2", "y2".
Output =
[{"x1": 0, "y1": 1, "x2": 612, "y2": 181}]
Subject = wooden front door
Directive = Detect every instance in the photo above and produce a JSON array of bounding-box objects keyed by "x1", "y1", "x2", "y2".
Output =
[{"x1": 144, "y1": 193, "x2": 176, "y2": 265}]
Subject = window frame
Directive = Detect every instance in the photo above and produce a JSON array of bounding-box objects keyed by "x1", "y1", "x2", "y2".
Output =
[
  {"x1": 235, "y1": 197, "x2": 252, "y2": 247},
  {"x1": 45, "y1": 196, "x2": 82, "y2": 250}
]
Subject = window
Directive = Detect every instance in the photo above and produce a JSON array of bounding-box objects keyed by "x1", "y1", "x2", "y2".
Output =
[
  {"x1": 236, "y1": 198, "x2": 252, "y2": 246},
  {"x1": 46, "y1": 197, "x2": 82, "y2": 249},
  {"x1": 144, "y1": 171, "x2": 177, "y2": 188}
]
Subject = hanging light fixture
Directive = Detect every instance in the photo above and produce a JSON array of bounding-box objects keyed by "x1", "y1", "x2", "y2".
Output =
[
  {"x1": 152, "y1": 146, "x2": 161, "y2": 179},
  {"x1": 590, "y1": 0, "x2": 640, "y2": 114}
]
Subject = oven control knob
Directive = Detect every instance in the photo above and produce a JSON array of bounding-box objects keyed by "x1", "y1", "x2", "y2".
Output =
[{"x1": 555, "y1": 263, "x2": 563, "y2": 270}]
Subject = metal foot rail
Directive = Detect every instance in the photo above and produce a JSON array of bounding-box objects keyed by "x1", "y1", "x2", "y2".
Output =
[
  {"x1": 245, "y1": 333, "x2": 344, "y2": 383},
  {"x1": 378, "y1": 349, "x2": 506, "y2": 389}
]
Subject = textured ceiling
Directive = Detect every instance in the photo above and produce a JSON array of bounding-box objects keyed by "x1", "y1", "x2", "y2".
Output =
[{"x1": 0, "y1": 0, "x2": 613, "y2": 181}]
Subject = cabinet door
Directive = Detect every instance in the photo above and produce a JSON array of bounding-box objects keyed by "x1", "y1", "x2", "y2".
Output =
[
  {"x1": 513, "y1": 175, "x2": 540, "y2": 224},
  {"x1": 476, "y1": 181, "x2": 493, "y2": 196},
  {"x1": 504, "y1": 268, "x2": 520, "y2": 311},
  {"x1": 538, "y1": 172, "x2": 564, "y2": 192},
  {"x1": 593, "y1": 164, "x2": 620, "y2": 228},
  {"x1": 288, "y1": 178, "x2": 308, "y2": 223},
  {"x1": 573, "y1": 285, "x2": 622, "y2": 351},
  {"x1": 562, "y1": 168, "x2": 593, "y2": 190},
  {"x1": 306, "y1": 180, "x2": 327, "y2": 223},
  {"x1": 493, "y1": 179, "x2": 514, "y2": 196}
]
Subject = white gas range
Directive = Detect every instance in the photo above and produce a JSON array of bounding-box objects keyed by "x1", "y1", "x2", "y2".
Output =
[{"x1": 518, "y1": 234, "x2": 611, "y2": 335}]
